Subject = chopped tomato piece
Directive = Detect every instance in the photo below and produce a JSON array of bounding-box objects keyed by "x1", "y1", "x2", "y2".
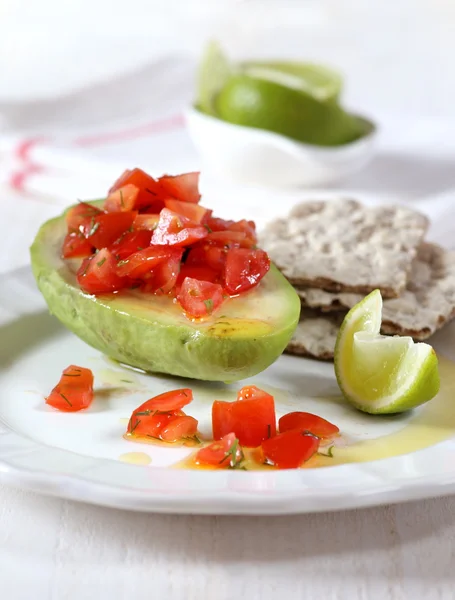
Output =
[
  {"x1": 206, "y1": 217, "x2": 235, "y2": 232},
  {"x1": 160, "y1": 415, "x2": 199, "y2": 442},
  {"x1": 45, "y1": 365, "x2": 94, "y2": 412},
  {"x1": 77, "y1": 248, "x2": 126, "y2": 294},
  {"x1": 224, "y1": 248, "x2": 270, "y2": 294},
  {"x1": 116, "y1": 246, "x2": 175, "y2": 278},
  {"x1": 82, "y1": 211, "x2": 136, "y2": 250},
  {"x1": 62, "y1": 232, "x2": 93, "y2": 258},
  {"x1": 151, "y1": 209, "x2": 208, "y2": 247},
  {"x1": 164, "y1": 199, "x2": 211, "y2": 224},
  {"x1": 205, "y1": 230, "x2": 248, "y2": 247},
  {"x1": 133, "y1": 389, "x2": 193, "y2": 413},
  {"x1": 104, "y1": 184, "x2": 139, "y2": 212},
  {"x1": 109, "y1": 168, "x2": 167, "y2": 211},
  {"x1": 195, "y1": 433, "x2": 243, "y2": 468},
  {"x1": 109, "y1": 230, "x2": 152, "y2": 260},
  {"x1": 212, "y1": 386, "x2": 276, "y2": 447},
  {"x1": 177, "y1": 277, "x2": 224, "y2": 317},
  {"x1": 159, "y1": 172, "x2": 201, "y2": 204},
  {"x1": 133, "y1": 214, "x2": 160, "y2": 231},
  {"x1": 229, "y1": 219, "x2": 257, "y2": 244},
  {"x1": 127, "y1": 410, "x2": 179, "y2": 438},
  {"x1": 176, "y1": 265, "x2": 219, "y2": 289},
  {"x1": 141, "y1": 248, "x2": 183, "y2": 294},
  {"x1": 66, "y1": 202, "x2": 103, "y2": 232},
  {"x1": 186, "y1": 245, "x2": 227, "y2": 273},
  {"x1": 262, "y1": 430, "x2": 319, "y2": 469},
  {"x1": 279, "y1": 412, "x2": 340, "y2": 439}
]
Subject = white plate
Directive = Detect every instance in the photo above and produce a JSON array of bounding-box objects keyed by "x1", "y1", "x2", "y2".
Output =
[{"x1": 2, "y1": 266, "x2": 455, "y2": 515}]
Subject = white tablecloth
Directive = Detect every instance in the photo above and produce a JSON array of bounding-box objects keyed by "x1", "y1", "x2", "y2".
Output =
[{"x1": 2, "y1": 2, "x2": 455, "y2": 598}]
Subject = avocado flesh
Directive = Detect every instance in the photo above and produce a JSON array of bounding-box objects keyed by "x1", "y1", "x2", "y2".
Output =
[{"x1": 30, "y1": 208, "x2": 301, "y2": 382}]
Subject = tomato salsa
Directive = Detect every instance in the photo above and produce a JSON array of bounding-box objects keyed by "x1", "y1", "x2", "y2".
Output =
[{"x1": 62, "y1": 169, "x2": 270, "y2": 318}]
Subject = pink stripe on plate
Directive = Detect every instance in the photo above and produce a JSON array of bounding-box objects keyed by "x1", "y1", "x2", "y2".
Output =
[{"x1": 74, "y1": 113, "x2": 185, "y2": 147}]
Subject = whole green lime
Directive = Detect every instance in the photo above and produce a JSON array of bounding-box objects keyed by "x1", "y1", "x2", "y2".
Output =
[{"x1": 214, "y1": 74, "x2": 365, "y2": 146}]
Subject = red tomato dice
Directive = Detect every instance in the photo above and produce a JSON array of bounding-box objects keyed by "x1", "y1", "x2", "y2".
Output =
[
  {"x1": 66, "y1": 202, "x2": 103, "y2": 232},
  {"x1": 133, "y1": 214, "x2": 160, "y2": 231},
  {"x1": 186, "y1": 245, "x2": 227, "y2": 273},
  {"x1": 116, "y1": 246, "x2": 175, "y2": 279},
  {"x1": 133, "y1": 389, "x2": 193, "y2": 413},
  {"x1": 177, "y1": 277, "x2": 224, "y2": 317},
  {"x1": 261, "y1": 430, "x2": 319, "y2": 469},
  {"x1": 206, "y1": 217, "x2": 235, "y2": 232},
  {"x1": 128, "y1": 410, "x2": 179, "y2": 438},
  {"x1": 176, "y1": 265, "x2": 219, "y2": 289},
  {"x1": 45, "y1": 365, "x2": 94, "y2": 412},
  {"x1": 151, "y1": 209, "x2": 208, "y2": 247},
  {"x1": 141, "y1": 248, "x2": 183, "y2": 294},
  {"x1": 195, "y1": 433, "x2": 243, "y2": 468},
  {"x1": 109, "y1": 230, "x2": 152, "y2": 260},
  {"x1": 109, "y1": 168, "x2": 166, "y2": 212},
  {"x1": 164, "y1": 199, "x2": 211, "y2": 224},
  {"x1": 104, "y1": 184, "x2": 139, "y2": 212},
  {"x1": 224, "y1": 248, "x2": 270, "y2": 294},
  {"x1": 279, "y1": 412, "x2": 340, "y2": 439},
  {"x1": 82, "y1": 211, "x2": 136, "y2": 250},
  {"x1": 160, "y1": 415, "x2": 199, "y2": 442},
  {"x1": 61, "y1": 232, "x2": 93, "y2": 258},
  {"x1": 158, "y1": 172, "x2": 201, "y2": 204},
  {"x1": 77, "y1": 248, "x2": 126, "y2": 294},
  {"x1": 212, "y1": 386, "x2": 277, "y2": 447}
]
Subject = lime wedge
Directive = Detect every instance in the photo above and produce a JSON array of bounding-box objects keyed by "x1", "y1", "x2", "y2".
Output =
[
  {"x1": 196, "y1": 41, "x2": 233, "y2": 115},
  {"x1": 334, "y1": 290, "x2": 440, "y2": 414},
  {"x1": 214, "y1": 74, "x2": 364, "y2": 146},
  {"x1": 242, "y1": 60, "x2": 342, "y2": 103}
]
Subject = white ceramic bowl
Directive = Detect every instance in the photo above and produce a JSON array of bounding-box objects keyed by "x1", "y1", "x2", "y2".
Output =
[{"x1": 185, "y1": 106, "x2": 377, "y2": 188}]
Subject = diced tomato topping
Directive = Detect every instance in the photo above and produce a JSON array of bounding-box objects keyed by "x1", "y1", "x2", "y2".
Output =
[
  {"x1": 133, "y1": 389, "x2": 193, "y2": 413},
  {"x1": 45, "y1": 365, "x2": 94, "y2": 412},
  {"x1": 62, "y1": 169, "x2": 270, "y2": 315},
  {"x1": 151, "y1": 209, "x2": 208, "y2": 247},
  {"x1": 212, "y1": 386, "x2": 276, "y2": 447},
  {"x1": 62, "y1": 232, "x2": 93, "y2": 258},
  {"x1": 81, "y1": 211, "x2": 136, "y2": 250},
  {"x1": 177, "y1": 265, "x2": 219, "y2": 289},
  {"x1": 66, "y1": 202, "x2": 103, "y2": 232},
  {"x1": 116, "y1": 246, "x2": 175, "y2": 279},
  {"x1": 178, "y1": 277, "x2": 224, "y2": 318},
  {"x1": 279, "y1": 412, "x2": 340, "y2": 439},
  {"x1": 158, "y1": 172, "x2": 201, "y2": 204},
  {"x1": 104, "y1": 184, "x2": 139, "y2": 212},
  {"x1": 261, "y1": 430, "x2": 319, "y2": 469},
  {"x1": 141, "y1": 248, "x2": 183, "y2": 294},
  {"x1": 109, "y1": 230, "x2": 152, "y2": 260},
  {"x1": 164, "y1": 199, "x2": 211, "y2": 224},
  {"x1": 206, "y1": 217, "x2": 235, "y2": 232},
  {"x1": 77, "y1": 248, "x2": 126, "y2": 294},
  {"x1": 133, "y1": 214, "x2": 160, "y2": 231},
  {"x1": 160, "y1": 415, "x2": 199, "y2": 442},
  {"x1": 224, "y1": 248, "x2": 270, "y2": 294},
  {"x1": 205, "y1": 230, "x2": 250, "y2": 247},
  {"x1": 186, "y1": 245, "x2": 227, "y2": 273},
  {"x1": 109, "y1": 168, "x2": 167, "y2": 212},
  {"x1": 127, "y1": 410, "x2": 179, "y2": 438},
  {"x1": 195, "y1": 433, "x2": 243, "y2": 468}
]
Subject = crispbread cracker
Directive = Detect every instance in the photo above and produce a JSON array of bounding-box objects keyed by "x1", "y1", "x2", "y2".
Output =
[
  {"x1": 285, "y1": 310, "x2": 343, "y2": 361},
  {"x1": 260, "y1": 199, "x2": 429, "y2": 298},
  {"x1": 297, "y1": 243, "x2": 455, "y2": 340}
]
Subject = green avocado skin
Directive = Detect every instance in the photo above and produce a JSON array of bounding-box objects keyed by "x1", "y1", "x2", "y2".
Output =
[{"x1": 30, "y1": 209, "x2": 301, "y2": 383}]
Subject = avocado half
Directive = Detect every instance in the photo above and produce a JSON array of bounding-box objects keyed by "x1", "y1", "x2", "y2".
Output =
[{"x1": 30, "y1": 205, "x2": 301, "y2": 382}]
